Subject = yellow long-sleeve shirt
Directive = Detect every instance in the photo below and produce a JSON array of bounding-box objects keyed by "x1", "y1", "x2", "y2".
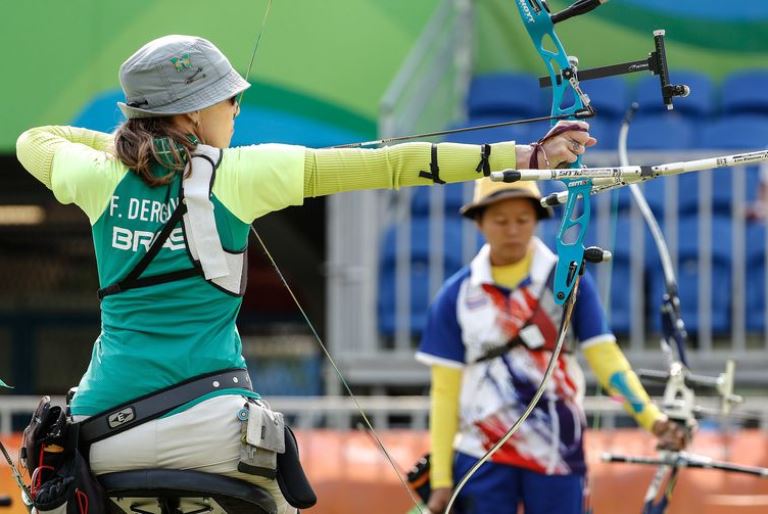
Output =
[{"x1": 16, "y1": 126, "x2": 520, "y2": 224}]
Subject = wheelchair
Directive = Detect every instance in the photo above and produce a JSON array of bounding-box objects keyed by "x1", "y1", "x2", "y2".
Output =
[{"x1": 98, "y1": 468, "x2": 277, "y2": 514}]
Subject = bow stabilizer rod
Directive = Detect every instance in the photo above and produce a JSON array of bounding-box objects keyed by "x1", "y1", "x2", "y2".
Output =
[
  {"x1": 491, "y1": 149, "x2": 768, "y2": 187},
  {"x1": 602, "y1": 452, "x2": 768, "y2": 478}
]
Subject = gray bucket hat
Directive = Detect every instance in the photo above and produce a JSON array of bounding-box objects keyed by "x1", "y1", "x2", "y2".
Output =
[{"x1": 118, "y1": 35, "x2": 251, "y2": 119}]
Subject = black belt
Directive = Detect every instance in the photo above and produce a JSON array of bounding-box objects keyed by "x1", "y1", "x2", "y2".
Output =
[{"x1": 78, "y1": 368, "x2": 252, "y2": 445}]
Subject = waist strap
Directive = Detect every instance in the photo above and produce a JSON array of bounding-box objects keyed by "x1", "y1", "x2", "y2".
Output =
[{"x1": 78, "y1": 368, "x2": 252, "y2": 445}]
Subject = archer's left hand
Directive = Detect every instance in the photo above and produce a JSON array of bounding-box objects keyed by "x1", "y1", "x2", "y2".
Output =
[
  {"x1": 540, "y1": 120, "x2": 598, "y2": 168},
  {"x1": 651, "y1": 417, "x2": 690, "y2": 451},
  {"x1": 517, "y1": 120, "x2": 598, "y2": 169}
]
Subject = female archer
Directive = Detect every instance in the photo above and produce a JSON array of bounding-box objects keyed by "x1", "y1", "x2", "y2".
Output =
[
  {"x1": 417, "y1": 178, "x2": 689, "y2": 514},
  {"x1": 16, "y1": 35, "x2": 595, "y2": 513}
]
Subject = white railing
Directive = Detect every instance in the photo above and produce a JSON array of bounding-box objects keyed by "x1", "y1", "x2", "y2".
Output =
[{"x1": 3, "y1": 395, "x2": 767, "y2": 435}]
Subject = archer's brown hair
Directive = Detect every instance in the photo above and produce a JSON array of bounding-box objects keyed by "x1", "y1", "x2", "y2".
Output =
[{"x1": 114, "y1": 117, "x2": 198, "y2": 187}]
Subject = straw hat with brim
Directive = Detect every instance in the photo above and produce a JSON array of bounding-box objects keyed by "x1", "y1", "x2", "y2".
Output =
[
  {"x1": 118, "y1": 35, "x2": 251, "y2": 119},
  {"x1": 460, "y1": 178, "x2": 553, "y2": 220}
]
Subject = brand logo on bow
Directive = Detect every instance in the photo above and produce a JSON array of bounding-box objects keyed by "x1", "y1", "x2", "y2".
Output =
[{"x1": 517, "y1": 0, "x2": 535, "y2": 23}]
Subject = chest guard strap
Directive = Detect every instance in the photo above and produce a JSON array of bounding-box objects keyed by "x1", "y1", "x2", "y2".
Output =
[
  {"x1": 471, "y1": 266, "x2": 571, "y2": 362},
  {"x1": 98, "y1": 145, "x2": 247, "y2": 300}
]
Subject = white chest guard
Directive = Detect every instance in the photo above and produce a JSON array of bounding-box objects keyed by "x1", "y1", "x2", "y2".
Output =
[
  {"x1": 98, "y1": 144, "x2": 247, "y2": 299},
  {"x1": 180, "y1": 144, "x2": 247, "y2": 296}
]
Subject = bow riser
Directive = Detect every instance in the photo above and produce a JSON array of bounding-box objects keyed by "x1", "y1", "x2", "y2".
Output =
[{"x1": 514, "y1": 0, "x2": 595, "y2": 303}]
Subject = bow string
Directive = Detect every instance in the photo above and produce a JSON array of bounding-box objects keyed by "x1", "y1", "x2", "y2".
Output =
[{"x1": 238, "y1": 2, "x2": 426, "y2": 511}]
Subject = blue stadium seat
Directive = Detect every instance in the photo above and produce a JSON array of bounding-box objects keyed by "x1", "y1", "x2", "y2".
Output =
[
  {"x1": 698, "y1": 115, "x2": 768, "y2": 149},
  {"x1": 721, "y1": 69, "x2": 768, "y2": 115},
  {"x1": 675, "y1": 172, "x2": 701, "y2": 217},
  {"x1": 648, "y1": 216, "x2": 732, "y2": 335},
  {"x1": 677, "y1": 169, "x2": 734, "y2": 216},
  {"x1": 692, "y1": 116, "x2": 768, "y2": 214},
  {"x1": 378, "y1": 217, "x2": 467, "y2": 336},
  {"x1": 583, "y1": 77, "x2": 629, "y2": 120},
  {"x1": 605, "y1": 178, "x2": 664, "y2": 216},
  {"x1": 411, "y1": 183, "x2": 470, "y2": 216},
  {"x1": 607, "y1": 215, "x2": 638, "y2": 334},
  {"x1": 248, "y1": 355, "x2": 323, "y2": 396},
  {"x1": 623, "y1": 114, "x2": 696, "y2": 214},
  {"x1": 745, "y1": 223, "x2": 767, "y2": 332},
  {"x1": 584, "y1": 115, "x2": 620, "y2": 150},
  {"x1": 637, "y1": 179, "x2": 665, "y2": 216},
  {"x1": 626, "y1": 114, "x2": 695, "y2": 150},
  {"x1": 443, "y1": 116, "x2": 532, "y2": 145},
  {"x1": 467, "y1": 73, "x2": 545, "y2": 118},
  {"x1": 635, "y1": 70, "x2": 715, "y2": 117}
]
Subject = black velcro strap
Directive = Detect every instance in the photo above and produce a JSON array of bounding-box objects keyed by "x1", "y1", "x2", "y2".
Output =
[
  {"x1": 418, "y1": 144, "x2": 446, "y2": 184},
  {"x1": 98, "y1": 265, "x2": 204, "y2": 299},
  {"x1": 78, "y1": 369, "x2": 252, "y2": 445},
  {"x1": 475, "y1": 144, "x2": 492, "y2": 177}
]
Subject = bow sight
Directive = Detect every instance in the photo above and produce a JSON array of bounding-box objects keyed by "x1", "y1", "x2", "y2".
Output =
[{"x1": 538, "y1": 29, "x2": 690, "y2": 112}]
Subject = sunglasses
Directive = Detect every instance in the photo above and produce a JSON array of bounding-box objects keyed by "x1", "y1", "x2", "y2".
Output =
[{"x1": 229, "y1": 95, "x2": 241, "y2": 118}]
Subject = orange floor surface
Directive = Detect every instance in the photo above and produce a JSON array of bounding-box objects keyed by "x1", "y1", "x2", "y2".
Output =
[{"x1": 3, "y1": 430, "x2": 768, "y2": 514}]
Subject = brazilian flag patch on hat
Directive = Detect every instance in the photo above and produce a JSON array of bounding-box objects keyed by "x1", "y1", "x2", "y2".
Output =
[{"x1": 170, "y1": 53, "x2": 192, "y2": 72}]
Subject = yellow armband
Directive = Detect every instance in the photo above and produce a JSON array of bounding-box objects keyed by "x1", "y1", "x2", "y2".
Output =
[{"x1": 582, "y1": 338, "x2": 663, "y2": 431}]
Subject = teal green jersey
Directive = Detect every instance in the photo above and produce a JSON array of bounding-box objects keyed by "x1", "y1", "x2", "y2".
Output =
[{"x1": 46, "y1": 142, "x2": 306, "y2": 416}]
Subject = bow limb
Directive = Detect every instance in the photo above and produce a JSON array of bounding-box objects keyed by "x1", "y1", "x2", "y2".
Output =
[
  {"x1": 238, "y1": 3, "x2": 425, "y2": 511},
  {"x1": 618, "y1": 102, "x2": 707, "y2": 513},
  {"x1": 617, "y1": 104, "x2": 689, "y2": 513},
  {"x1": 618, "y1": 103, "x2": 689, "y2": 368},
  {"x1": 615, "y1": 103, "x2": 759, "y2": 512}
]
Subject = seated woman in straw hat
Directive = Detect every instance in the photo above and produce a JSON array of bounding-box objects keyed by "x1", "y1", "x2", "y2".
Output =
[
  {"x1": 16, "y1": 35, "x2": 597, "y2": 513},
  {"x1": 417, "y1": 179, "x2": 688, "y2": 514}
]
